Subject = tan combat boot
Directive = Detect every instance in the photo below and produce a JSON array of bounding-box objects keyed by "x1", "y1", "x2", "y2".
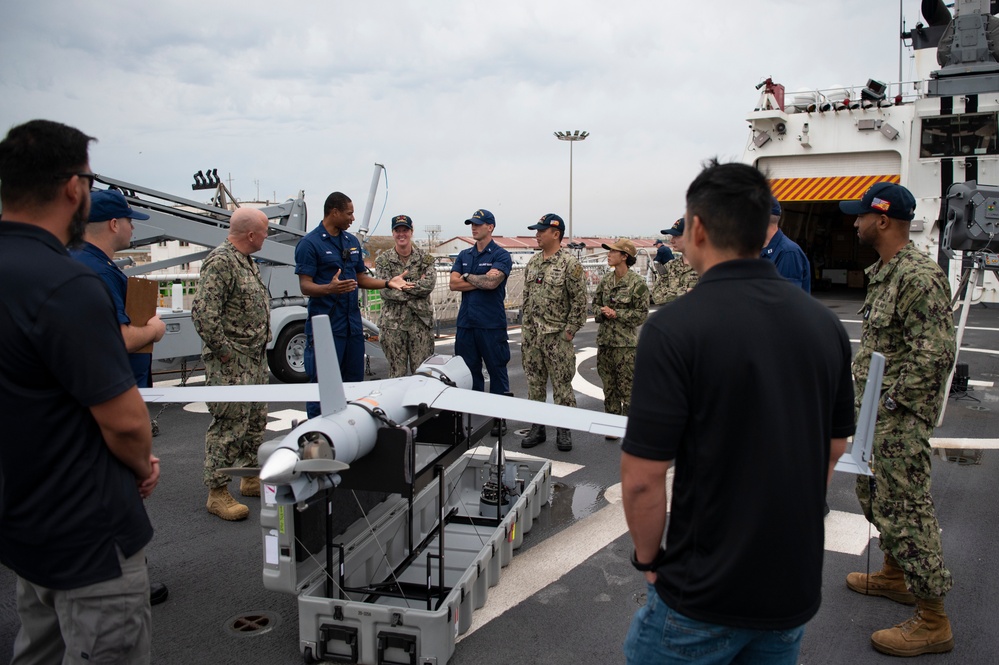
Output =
[
  {"x1": 240, "y1": 476, "x2": 261, "y2": 497},
  {"x1": 871, "y1": 597, "x2": 954, "y2": 656},
  {"x1": 846, "y1": 553, "x2": 916, "y2": 605},
  {"x1": 206, "y1": 486, "x2": 249, "y2": 521}
]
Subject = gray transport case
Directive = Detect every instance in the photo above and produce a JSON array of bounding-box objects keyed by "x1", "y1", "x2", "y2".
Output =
[{"x1": 260, "y1": 423, "x2": 552, "y2": 665}]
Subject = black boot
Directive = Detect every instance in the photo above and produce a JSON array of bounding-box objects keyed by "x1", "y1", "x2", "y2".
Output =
[
  {"x1": 490, "y1": 418, "x2": 507, "y2": 437},
  {"x1": 556, "y1": 428, "x2": 572, "y2": 451},
  {"x1": 521, "y1": 424, "x2": 547, "y2": 448}
]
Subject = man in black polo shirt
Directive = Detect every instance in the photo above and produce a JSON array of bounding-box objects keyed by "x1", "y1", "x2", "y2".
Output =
[
  {"x1": 0, "y1": 119, "x2": 158, "y2": 664},
  {"x1": 621, "y1": 160, "x2": 855, "y2": 664}
]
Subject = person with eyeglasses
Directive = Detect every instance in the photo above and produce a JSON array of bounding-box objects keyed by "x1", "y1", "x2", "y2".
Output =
[
  {"x1": 0, "y1": 119, "x2": 158, "y2": 663},
  {"x1": 295, "y1": 192, "x2": 411, "y2": 418}
]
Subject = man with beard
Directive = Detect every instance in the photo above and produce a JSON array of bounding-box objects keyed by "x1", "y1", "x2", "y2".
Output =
[
  {"x1": 651, "y1": 217, "x2": 699, "y2": 304},
  {"x1": 0, "y1": 119, "x2": 158, "y2": 663},
  {"x1": 839, "y1": 182, "x2": 956, "y2": 656}
]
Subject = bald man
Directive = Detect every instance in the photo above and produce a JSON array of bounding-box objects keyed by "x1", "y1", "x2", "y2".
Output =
[{"x1": 191, "y1": 208, "x2": 272, "y2": 521}]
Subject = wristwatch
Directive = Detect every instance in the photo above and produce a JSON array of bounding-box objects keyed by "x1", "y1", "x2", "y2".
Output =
[
  {"x1": 461, "y1": 272, "x2": 470, "y2": 282},
  {"x1": 631, "y1": 547, "x2": 667, "y2": 572},
  {"x1": 884, "y1": 395, "x2": 898, "y2": 412}
]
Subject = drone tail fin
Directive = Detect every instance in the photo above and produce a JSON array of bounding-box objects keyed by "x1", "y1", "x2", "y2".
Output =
[{"x1": 312, "y1": 315, "x2": 348, "y2": 415}]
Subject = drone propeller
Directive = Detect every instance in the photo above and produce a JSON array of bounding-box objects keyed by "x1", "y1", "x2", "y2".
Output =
[{"x1": 297, "y1": 459, "x2": 350, "y2": 474}]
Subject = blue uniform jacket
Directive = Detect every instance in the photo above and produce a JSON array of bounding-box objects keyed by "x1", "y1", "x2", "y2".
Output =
[
  {"x1": 761, "y1": 229, "x2": 811, "y2": 294},
  {"x1": 295, "y1": 226, "x2": 368, "y2": 338},
  {"x1": 70, "y1": 242, "x2": 152, "y2": 386},
  {"x1": 451, "y1": 240, "x2": 512, "y2": 329}
]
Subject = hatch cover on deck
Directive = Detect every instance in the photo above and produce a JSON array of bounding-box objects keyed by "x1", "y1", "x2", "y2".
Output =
[{"x1": 224, "y1": 610, "x2": 280, "y2": 637}]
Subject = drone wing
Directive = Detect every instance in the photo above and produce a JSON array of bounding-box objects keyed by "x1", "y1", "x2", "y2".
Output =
[{"x1": 417, "y1": 386, "x2": 628, "y2": 438}]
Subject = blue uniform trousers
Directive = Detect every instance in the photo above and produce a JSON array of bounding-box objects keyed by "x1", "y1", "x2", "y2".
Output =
[{"x1": 454, "y1": 327, "x2": 510, "y2": 394}]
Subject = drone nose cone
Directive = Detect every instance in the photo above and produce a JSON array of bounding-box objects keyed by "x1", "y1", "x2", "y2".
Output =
[{"x1": 260, "y1": 447, "x2": 300, "y2": 485}]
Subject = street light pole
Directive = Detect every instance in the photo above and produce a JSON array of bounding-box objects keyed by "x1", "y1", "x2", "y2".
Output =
[{"x1": 554, "y1": 130, "x2": 589, "y2": 241}]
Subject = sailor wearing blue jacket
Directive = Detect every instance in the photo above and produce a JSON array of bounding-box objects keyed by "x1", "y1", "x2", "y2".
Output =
[{"x1": 761, "y1": 197, "x2": 811, "y2": 293}]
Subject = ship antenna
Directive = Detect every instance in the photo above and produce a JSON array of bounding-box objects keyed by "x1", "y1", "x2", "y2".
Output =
[{"x1": 898, "y1": 0, "x2": 904, "y2": 101}]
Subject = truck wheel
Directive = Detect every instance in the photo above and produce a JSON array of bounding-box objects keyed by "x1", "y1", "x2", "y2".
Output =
[
  {"x1": 302, "y1": 646, "x2": 318, "y2": 664},
  {"x1": 268, "y1": 321, "x2": 309, "y2": 383}
]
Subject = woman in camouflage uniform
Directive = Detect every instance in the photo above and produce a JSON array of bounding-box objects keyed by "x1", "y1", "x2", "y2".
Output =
[
  {"x1": 593, "y1": 239, "x2": 650, "y2": 439},
  {"x1": 374, "y1": 215, "x2": 437, "y2": 377}
]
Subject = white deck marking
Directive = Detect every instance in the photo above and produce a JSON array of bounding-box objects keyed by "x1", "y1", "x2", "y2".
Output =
[
  {"x1": 267, "y1": 408, "x2": 307, "y2": 432},
  {"x1": 467, "y1": 446, "x2": 583, "y2": 478},
  {"x1": 156, "y1": 375, "x2": 205, "y2": 386},
  {"x1": 849, "y1": 338, "x2": 999, "y2": 357},
  {"x1": 931, "y1": 437, "x2": 999, "y2": 449},
  {"x1": 460, "y1": 466, "x2": 879, "y2": 639},
  {"x1": 825, "y1": 510, "x2": 880, "y2": 555},
  {"x1": 459, "y1": 499, "x2": 631, "y2": 640},
  {"x1": 842, "y1": 320, "x2": 999, "y2": 333},
  {"x1": 572, "y1": 347, "x2": 604, "y2": 400}
]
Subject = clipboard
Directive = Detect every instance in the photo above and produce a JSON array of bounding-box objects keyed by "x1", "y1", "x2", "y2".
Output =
[{"x1": 125, "y1": 277, "x2": 160, "y2": 354}]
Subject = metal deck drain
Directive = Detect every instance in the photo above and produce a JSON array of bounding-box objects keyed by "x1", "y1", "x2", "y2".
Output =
[{"x1": 224, "y1": 610, "x2": 279, "y2": 637}]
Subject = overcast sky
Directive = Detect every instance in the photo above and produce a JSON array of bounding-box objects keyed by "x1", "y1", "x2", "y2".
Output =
[{"x1": 1, "y1": 1, "x2": 921, "y2": 240}]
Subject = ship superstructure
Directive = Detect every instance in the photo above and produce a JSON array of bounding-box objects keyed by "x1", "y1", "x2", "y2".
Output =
[{"x1": 744, "y1": 0, "x2": 999, "y2": 301}]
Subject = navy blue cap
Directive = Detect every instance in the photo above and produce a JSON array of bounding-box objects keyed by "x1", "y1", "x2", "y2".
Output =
[
  {"x1": 391, "y1": 214, "x2": 413, "y2": 230},
  {"x1": 771, "y1": 196, "x2": 782, "y2": 217},
  {"x1": 653, "y1": 238, "x2": 663, "y2": 245},
  {"x1": 661, "y1": 218, "x2": 685, "y2": 236},
  {"x1": 88, "y1": 189, "x2": 150, "y2": 223},
  {"x1": 527, "y1": 213, "x2": 564, "y2": 231},
  {"x1": 839, "y1": 182, "x2": 915, "y2": 221},
  {"x1": 465, "y1": 209, "x2": 496, "y2": 225}
]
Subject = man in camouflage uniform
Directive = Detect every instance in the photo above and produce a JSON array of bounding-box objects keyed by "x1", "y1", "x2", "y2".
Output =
[
  {"x1": 192, "y1": 208, "x2": 272, "y2": 521},
  {"x1": 651, "y1": 218, "x2": 699, "y2": 304},
  {"x1": 519, "y1": 213, "x2": 587, "y2": 451},
  {"x1": 840, "y1": 183, "x2": 956, "y2": 656},
  {"x1": 593, "y1": 239, "x2": 650, "y2": 440},
  {"x1": 375, "y1": 215, "x2": 437, "y2": 377}
]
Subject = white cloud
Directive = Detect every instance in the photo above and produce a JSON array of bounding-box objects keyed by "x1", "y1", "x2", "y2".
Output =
[{"x1": 1, "y1": 0, "x2": 914, "y2": 238}]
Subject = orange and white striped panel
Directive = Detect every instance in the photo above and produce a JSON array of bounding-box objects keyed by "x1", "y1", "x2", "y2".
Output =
[{"x1": 769, "y1": 174, "x2": 901, "y2": 202}]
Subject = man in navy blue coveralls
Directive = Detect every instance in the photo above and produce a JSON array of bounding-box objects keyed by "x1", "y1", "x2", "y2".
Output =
[
  {"x1": 449, "y1": 209, "x2": 513, "y2": 407},
  {"x1": 296, "y1": 192, "x2": 409, "y2": 418},
  {"x1": 653, "y1": 238, "x2": 674, "y2": 265},
  {"x1": 760, "y1": 196, "x2": 811, "y2": 293},
  {"x1": 71, "y1": 189, "x2": 166, "y2": 388}
]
